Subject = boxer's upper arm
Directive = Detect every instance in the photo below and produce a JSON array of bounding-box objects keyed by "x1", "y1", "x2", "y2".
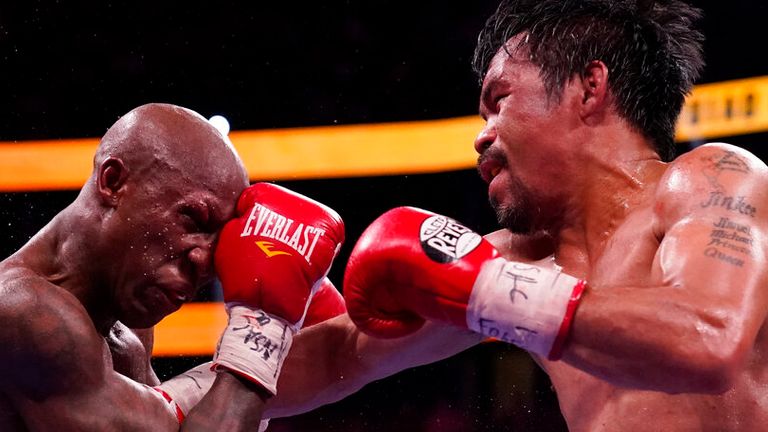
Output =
[
  {"x1": 653, "y1": 143, "x2": 768, "y2": 373},
  {"x1": 0, "y1": 278, "x2": 178, "y2": 431},
  {"x1": 561, "y1": 144, "x2": 768, "y2": 393}
]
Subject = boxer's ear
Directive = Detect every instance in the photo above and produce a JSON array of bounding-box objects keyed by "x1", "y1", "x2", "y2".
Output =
[
  {"x1": 97, "y1": 157, "x2": 128, "y2": 207},
  {"x1": 579, "y1": 60, "x2": 610, "y2": 123}
]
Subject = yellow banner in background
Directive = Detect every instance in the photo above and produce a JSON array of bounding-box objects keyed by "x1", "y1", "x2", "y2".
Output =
[
  {"x1": 0, "y1": 117, "x2": 483, "y2": 192},
  {"x1": 0, "y1": 76, "x2": 767, "y2": 192},
  {"x1": 153, "y1": 302, "x2": 227, "y2": 357},
  {"x1": 677, "y1": 76, "x2": 768, "y2": 142}
]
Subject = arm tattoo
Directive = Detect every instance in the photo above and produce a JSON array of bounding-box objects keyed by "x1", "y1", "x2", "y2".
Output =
[{"x1": 703, "y1": 216, "x2": 755, "y2": 267}]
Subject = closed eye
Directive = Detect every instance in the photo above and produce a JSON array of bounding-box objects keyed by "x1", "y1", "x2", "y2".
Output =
[
  {"x1": 180, "y1": 205, "x2": 210, "y2": 233},
  {"x1": 494, "y1": 95, "x2": 507, "y2": 112}
]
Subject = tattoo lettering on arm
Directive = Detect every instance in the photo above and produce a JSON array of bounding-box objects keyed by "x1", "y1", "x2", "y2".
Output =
[
  {"x1": 703, "y1": 217, "x2": 756, "y2": 267},
  {"x1": 700, "y1": 193, "x2": 757, "y2": 217},
  {"x1": 695, "y1": 150, "x2": 761, "y2": 267}
]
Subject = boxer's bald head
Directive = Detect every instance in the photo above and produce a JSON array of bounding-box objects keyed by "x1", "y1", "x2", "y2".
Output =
[
  {"x1": 93, "y1": 103, "x2": 247, "y2": 198},
  {"x1": 79, "y1": 103, "x2": 249, "y2": 328}
]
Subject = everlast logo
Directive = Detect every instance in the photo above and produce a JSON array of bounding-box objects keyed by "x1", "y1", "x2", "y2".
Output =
[
  {"x1": 419, "y1": 215, "x2": 482, "y2": 263},
  {"x1": 240, "y1": 204, "x2": 325, "y2": 262}
]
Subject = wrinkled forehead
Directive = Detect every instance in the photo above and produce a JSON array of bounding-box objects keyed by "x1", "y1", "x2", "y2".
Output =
[
  {"x1": 158, "y1": 171, "x2": 244, "y2": 225},
  {"x1": 146, "y1": 143, "x2": 247, "y2": 219}
]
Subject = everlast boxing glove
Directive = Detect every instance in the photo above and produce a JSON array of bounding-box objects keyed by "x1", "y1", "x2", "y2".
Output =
[{"x1": 212, "y1": 183, "x2": 344, "y2": 394}]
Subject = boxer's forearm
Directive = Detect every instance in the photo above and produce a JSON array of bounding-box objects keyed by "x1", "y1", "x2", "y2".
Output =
[
  {"x1": 265, "y1": 313, "x2": 482, "y2": 418},
  {"x1": 561, "y1": 284, "x2": 758, "y2": 394},
  {"x1": 182, "y1": 373, "x2": 268, "y2": 432}
]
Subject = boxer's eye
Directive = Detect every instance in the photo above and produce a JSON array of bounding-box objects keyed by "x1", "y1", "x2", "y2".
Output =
[
  {"x1": 494, "y1": 95, "x2": 507, "y2": 112},
  {"x1": 180, "y1": 205, "x2": 209, "y2": 233}
]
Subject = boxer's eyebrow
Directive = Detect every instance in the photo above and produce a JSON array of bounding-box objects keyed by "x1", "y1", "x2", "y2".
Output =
[{"x1": 479, "y1": 80, "x2": 497, "y2": 120}]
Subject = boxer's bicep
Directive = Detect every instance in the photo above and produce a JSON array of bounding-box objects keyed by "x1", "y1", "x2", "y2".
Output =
[
  {"x1": 562, "y1": 144, "x2": 768, "y2": 392},
  {"x1": 655, "y1": 144, "x2": 768, "y2": 360},
  {"x1": 0, "y1": 283, "x2": 178, "y2": 430}
]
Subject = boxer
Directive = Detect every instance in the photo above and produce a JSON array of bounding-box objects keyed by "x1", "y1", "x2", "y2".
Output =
[
  {"x1": 0, "y1": 104, "x2": 346, "y2": 431},
  {"x1": 259, "y1": 2, "x2": 768, "y2": 431}
]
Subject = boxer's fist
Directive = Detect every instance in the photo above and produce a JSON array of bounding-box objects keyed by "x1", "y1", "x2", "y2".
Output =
[
  {"x1": 343, "y1": 207, "x2": 585, "y2": 359},
  {"x1": 215, "y1": 183, "x2": 344, "y2": 326},
  {"x1": 212, "y1": 183, "x2": 344, "y2": 394},
  {"x1": 344, "y1": 207, "x2": 498, "y2": 337}
]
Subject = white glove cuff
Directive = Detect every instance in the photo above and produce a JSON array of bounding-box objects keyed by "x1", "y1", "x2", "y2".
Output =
[
  {"x1": 156, "y1": 362, "x2": 216, "y2": 419},
  {"x1": 466, "y1": 257, "x2": 586, "y2": 359},
  {"x1": 212, "y1": 305, "x2": 295, "y2": 395}
]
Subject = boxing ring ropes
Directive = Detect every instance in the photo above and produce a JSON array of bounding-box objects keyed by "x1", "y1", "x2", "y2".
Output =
[{"x1": 1, "y1": 75, "x2": 767, "y2": 356}]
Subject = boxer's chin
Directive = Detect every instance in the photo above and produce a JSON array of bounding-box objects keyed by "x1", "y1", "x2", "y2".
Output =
[
  {"x1": 490, "y1": 180, "x2": 536, "y2": 234},
  {"x1": 492, "y1": 201, "x2": 534, "y2": 234}
]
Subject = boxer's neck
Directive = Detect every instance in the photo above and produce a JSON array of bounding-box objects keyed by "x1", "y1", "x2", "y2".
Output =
[
  {"x1": 551, "y1": 134, "x2": 666, "y2": 272},
  {"x1": 16, "y1": 201, "x2": 118, "y2": 335}
]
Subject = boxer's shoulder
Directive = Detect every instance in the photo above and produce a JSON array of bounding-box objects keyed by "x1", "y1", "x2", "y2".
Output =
[
  {"x1": 0, "y1": 265, "x2": 89, "y2": 321},
  {"x1": 653, "y1": 143, "x2": 768, "y2": 224},
  {"x1": 0, "y1": 266, "x2": 104, "y2": 393},
  {"x1": 668, "y1": 143, "x2": 767, "y2": 174}
]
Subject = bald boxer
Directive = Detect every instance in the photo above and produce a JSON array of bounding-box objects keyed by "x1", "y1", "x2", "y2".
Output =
[
  {"x1": 0, "y1": 103, "x2": 347, "y2": 431},
  {"x1": 255, "y1": 1, "x2": 768, "y2": 431}
]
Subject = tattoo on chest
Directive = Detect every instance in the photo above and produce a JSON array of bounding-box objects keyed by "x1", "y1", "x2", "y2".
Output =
[{"x1": 703, "y1": 217, "x2": 754, "y2": 267}]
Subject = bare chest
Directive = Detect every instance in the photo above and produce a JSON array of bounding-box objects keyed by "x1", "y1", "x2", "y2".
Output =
[
  {"x1": 544, "y1": 366, "x2": 768, "y2": 432},
  {"x1": 0, "y1": 326, "x2": 154, "y2": 432}
]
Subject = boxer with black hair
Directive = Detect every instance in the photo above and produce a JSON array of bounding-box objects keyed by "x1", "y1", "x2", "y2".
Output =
[{"x1": 261, "y1": 2, "x2": 768, "y2": 430}]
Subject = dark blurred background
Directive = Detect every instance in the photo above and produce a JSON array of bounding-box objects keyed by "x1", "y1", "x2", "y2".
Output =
[{"x1": 1, "y1": 1, "x2": 766, "y2": 431}]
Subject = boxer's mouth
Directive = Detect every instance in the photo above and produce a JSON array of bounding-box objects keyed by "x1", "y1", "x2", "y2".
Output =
[
  {"x1": 490, "y1": 165, "x2": 502, "y2": 179},
  {"x1": 477, "y1": 153, "x2": 504, "y2": 184}
]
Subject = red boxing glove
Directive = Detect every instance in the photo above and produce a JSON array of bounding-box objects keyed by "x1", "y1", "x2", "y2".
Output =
[
  {"x1": 343, "y1": 207, "x2": 585, "y2": 360},
  {"x1": 213, "y1": 183, "x2": 344, "y2": 394},
  {"x1": 303, "y1": 277, "x2": 346, "y2": 328}
]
